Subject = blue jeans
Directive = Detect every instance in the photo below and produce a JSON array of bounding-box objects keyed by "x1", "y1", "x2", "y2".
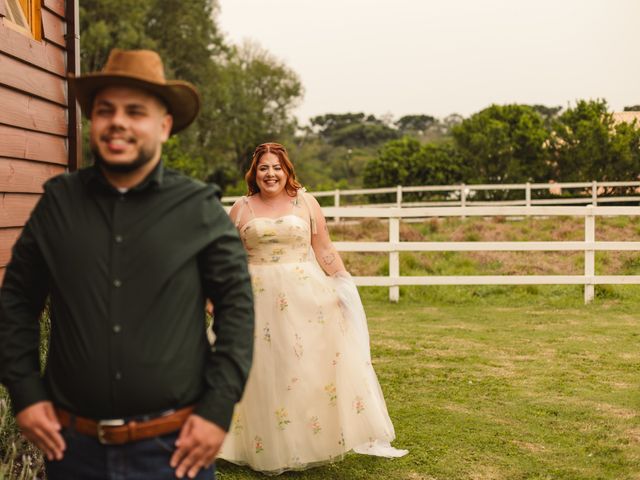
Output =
[{"x1": 45, "y1": 428, "x2": 215, "y2": 480}]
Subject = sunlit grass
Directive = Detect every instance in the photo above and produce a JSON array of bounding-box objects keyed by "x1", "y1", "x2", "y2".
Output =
[
  {"x1": 219, "y1": 294, "x2": 640, "y2": 479},
  {"x1": 4, "y1": 217, "x2": 640, "y2": 479}
]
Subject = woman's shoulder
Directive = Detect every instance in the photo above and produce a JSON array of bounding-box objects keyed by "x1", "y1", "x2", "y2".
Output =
[
  {"x1": 229, "y1": 196, "x2": 250, "y2": 216},
  {"x1": 297, "y1": 187, "x2": 319, "y2": 205}
]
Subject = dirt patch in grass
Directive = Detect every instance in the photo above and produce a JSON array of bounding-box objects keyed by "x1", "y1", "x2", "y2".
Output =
[
  {"x1": 405, "y1": 473, "x2": 439, "y2": 480},
  {"x1": 512, "y1": 439, "x2": 547, "y2": 453},
  {"x1": 592, "y1": 402, "x2": 637, "y2": 420},
  {"x1": 626, "y1": 428, "x2": 640, "y2": 444},
  {"x1": 373, "y1": 338, "x2": 413, "y2": 351},
  {"x1": 469, "y1": 465, "x2": 503, "y2": 480}
]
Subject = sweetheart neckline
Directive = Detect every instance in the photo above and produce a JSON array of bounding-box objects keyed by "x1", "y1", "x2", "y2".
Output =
[{"x1": 239, "y1": 214, "x2": 309, "y2": 233}]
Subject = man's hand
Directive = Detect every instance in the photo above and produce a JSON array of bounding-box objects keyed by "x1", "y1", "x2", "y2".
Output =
[
  {"x1": 16, "y1": 401, "x2": 66, "y2": 461},
  {"x1": 170, "y1": 414, "x2": 226, "y2": 478}
]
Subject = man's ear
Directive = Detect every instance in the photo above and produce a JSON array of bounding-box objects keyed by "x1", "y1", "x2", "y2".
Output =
[{"x1": 160, "y1": 114, "x2": 173, "y2": 142}]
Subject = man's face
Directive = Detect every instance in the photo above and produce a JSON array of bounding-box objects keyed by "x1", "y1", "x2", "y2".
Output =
[{"x1": 89, "y1": 86, "x2": 173, "y2": 173}]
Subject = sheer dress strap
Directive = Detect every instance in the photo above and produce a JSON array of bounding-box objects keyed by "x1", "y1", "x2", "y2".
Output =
[
  {"x1": 297, "y1": 188, "x2": 317, "y2": 235},
  {"x1": 234, "y1": 196, "x2": 255, "y2": 228}
]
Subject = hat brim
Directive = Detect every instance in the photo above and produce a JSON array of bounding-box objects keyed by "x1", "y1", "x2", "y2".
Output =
[{"x1": 68, "y1": 73, "x2": 201, "y2": 134}]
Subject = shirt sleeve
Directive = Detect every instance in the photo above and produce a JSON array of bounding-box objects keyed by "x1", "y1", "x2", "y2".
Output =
[
  {"x1": 194, "y1": 193, "x2": 254, "y2": 430},
  {"x1": 0, "y1": 195, "x2": 51, "y2": 414}
]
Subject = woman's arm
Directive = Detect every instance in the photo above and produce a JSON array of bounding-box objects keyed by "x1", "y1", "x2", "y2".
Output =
[{"x1": 306, "y1": 193, "x2": 347, "y2": 276}]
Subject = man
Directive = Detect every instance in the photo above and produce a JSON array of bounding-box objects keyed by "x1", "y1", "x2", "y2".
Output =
[{"x1": 0, "y1": 49, "x2": 254, "y2": 479}]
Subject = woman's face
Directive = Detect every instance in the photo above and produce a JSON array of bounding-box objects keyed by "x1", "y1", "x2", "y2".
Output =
[{"x1": 256, "y1": 152, "x2": 287, "y2": 196}]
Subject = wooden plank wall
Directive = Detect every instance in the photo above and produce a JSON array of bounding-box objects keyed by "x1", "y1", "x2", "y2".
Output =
[{"x1": 0, "y1": 0, "x2": 69, "y2": 281}]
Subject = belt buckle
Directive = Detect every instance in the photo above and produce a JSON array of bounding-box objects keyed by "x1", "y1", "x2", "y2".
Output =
[{"x1": 97, "y1": 418, "x2": 125, "y2": 445}]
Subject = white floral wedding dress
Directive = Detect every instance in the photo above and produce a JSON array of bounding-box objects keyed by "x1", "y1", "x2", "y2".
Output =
[{"x1": 217, "y1": 194, "x2": 407, "y2": 474}]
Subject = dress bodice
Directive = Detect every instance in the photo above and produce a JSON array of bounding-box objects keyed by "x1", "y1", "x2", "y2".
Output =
[{"x1": 240, "y1": 215, "x2": 313, "y2": 265}]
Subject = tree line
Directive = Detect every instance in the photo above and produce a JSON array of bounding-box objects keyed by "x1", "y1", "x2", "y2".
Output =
[
  {"x1": 361, "y1": 101, "x2": 640, "y2": 200},
  {"x1": 79, "y1": 2, "x2": 640, "y2": 198},
  {"x1": 79, "y1": 0, "x2": 302, "y2": 184}
]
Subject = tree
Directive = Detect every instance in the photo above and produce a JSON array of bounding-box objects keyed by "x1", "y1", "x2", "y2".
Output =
[
  {"x1": 451, "y1": 104, "x2": 551, "y2": 193},
  {"x1": 78, "y1": 2, "x2": 304, "y2": 188},
  {"x1": 310, "y1": 113, "x2": 400, "y2": 147},
  {"x1": 215, "y1": 41, "x2": 303, "y2": 171},
  {"x1": 531, "y1": 105, "x2": 562, "y2": 128},
  {"x1": 79, "y1": 0, "x2": 157, "y2": 73},
  {"x1": 624, "y1": 105, "x2": 640, "y2": 112},
  {"x1": 363, "y1": 137, "x2": 466, "y2": 196},
  {"x1": 395, "y1": 115, "x2": 436, "y2": 134},
  {"x1": 550, "y1": 99, "x2": 640, "y2": 184}
]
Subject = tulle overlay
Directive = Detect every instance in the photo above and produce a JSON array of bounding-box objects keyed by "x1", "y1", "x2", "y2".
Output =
[{"x1": 218, "y1": 214, "x2": 405, "y2": 474}]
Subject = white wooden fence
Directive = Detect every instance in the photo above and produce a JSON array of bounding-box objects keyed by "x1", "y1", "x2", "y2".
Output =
[
  {"x1": 222, "y1": 180, "x2": 640, "y2": 211},
  {"x1": 322, "y1": 205, "x2": 640, "y2": 304}
]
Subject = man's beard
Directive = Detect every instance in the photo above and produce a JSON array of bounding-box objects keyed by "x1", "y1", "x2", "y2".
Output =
[{"x1": 91, "y1": 142, "x2": 158, "y2": 174}]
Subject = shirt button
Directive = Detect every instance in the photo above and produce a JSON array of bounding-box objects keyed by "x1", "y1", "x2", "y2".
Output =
[
  {"x1": 114, "y1": 235, "x2": 123, "y2": 244},
  {"x1": 114, "y1": 371, "x2": 122, "y2": 381},
  {"x1": 113, "y1": 279, "x2": 122, "y2": 288},
  {"x1": 113, "y1": 324, "x2": 122, "y2": 334}
]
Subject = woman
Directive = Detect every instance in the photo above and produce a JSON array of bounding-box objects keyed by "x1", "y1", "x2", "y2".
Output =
[{"x1": 218, "y1": 143, "x2": 407, "y2": 474}]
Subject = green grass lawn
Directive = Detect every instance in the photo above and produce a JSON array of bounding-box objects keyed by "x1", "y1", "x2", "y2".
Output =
[
  {"x1": 4, "y1": 214, "x2": 640, "y2": 479},
  {"x1": 219, "y1": 288, "x2": 640, "y2": 480}
]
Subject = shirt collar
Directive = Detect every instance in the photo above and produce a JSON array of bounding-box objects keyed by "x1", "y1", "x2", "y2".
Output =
[{"x1": 80, "y1": 160, "x2": 165, "y2": 193}]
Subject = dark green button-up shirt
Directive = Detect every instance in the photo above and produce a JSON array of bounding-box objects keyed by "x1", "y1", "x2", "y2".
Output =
[{"x1": 0, "y1": 163, "x2": 254, "y2": 430}]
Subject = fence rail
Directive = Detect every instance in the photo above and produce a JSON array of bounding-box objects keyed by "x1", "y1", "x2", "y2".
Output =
[
  {"x1": 321, "y1": 205, "x2": 640, "y2": 303},
  {"x1": 222, "y1": 181, "x2": 640, "y2": 211}
]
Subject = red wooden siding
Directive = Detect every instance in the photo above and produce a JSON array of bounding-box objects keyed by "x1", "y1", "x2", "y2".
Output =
[
  {"x1": 0, "y1": 26, "x2": 66, "y2": 75},
  {"x1": 43, "y1": 0, "x2": 64, "y2": 18},
  {"x1": 0, "y1": 228, "x2": 23, "y2": 265},
  {"x1": 0, "y1": 85, "x2": 67, "y2": 135},
  {"x1": 0, "y1": 125, "x2": 67, "y2": 164},
  {"x1": 0, "y1": 0, "x2": 78, "y2": 282},
  {"x1": 0, "y1": 53, "x2": 67, "y2": 105},
  {"x1": 0, "y1": 194, "x2": 40, "y2": 228},
  {"x1": 0, "y1": 157, "x2": 65, "y2": 193},
  {"x1": 41, "y1": 8, "x2": 65, "y2": 48}
]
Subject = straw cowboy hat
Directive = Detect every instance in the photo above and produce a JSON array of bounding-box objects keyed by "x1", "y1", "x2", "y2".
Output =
[{"x1": 68, "y1": 49, "x2": 200, "y2": 134}]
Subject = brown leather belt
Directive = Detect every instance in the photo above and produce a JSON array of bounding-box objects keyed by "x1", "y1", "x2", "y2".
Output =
[{"x1": 55, "y1": 406, "x2": 194, "y2": 445}]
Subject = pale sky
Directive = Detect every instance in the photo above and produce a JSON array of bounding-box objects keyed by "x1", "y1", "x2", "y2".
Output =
[{"x1": 217, "y1": 0, "x2": 640, "y2": 124}]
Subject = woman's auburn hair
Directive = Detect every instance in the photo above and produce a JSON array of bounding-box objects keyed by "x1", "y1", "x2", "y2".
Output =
[{"x1": 245, "y1": 142, "x2": 302, "y2": 196}]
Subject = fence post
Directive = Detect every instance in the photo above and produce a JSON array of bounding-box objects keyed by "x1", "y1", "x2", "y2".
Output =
[
  {"x1": 584, "y1": 205, "x2": 595, "y2": 304},
  {"x1": 525, "y1": 182, "x2": 531, "y2": 207},
  {"x1": 396, "y1": 185, "x2": 403, "y2": 207},
  {"x1": 591, "y1": 181, "x2": 598, "y2": 206},
  {"x1": 460, "y1": 184, "x2": 466, "y2": 220},
  {"x1": 334, "y1": 189, "x2": 340, "y2": 223},
  {"x1": 389, "y1": 216, "x2": 400, "y2": 302}
]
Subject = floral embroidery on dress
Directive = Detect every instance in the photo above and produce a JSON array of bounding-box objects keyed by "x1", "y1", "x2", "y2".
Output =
[
  {"x1": 324, "y1": 383, "x2": 337, "y2": 406},
  {"x1": 271, "y1": 247, "x2": 285, "y2": 262},
  {"x1": 293, "y1": 333, "x2": 304, "y2": 358},
  {"x1": 287, "y1": 377, "x2": 299, "y2": 391},
  {"x1": 309, "y1": 416, "x2": 322, "y2": 434},
  {"x1": 231, "y1": 411, "x2": 243, "y2": 435},
  {"x1": 251, "y1": 275, "x2": 265, "y2": 293},
  {"x1": 263, "y1": 323, "x2": 271, "y2": 344},
  {"x1": 332, "y1": 352, "x2": 341, "y2": 366},
  {"x1": 278, "y1": 293, "x2": 288, "y2": 311},
  {"x1": 353, "y1": 396, "x2": 365, "y2": 414},
  {"x1": 316, "y1": 306, "x2": 325, "y2": 324},
  {"x1": 275, "y1": 408, "x2": 291, "y2": 430},
  {"x1": 338, "y1": 431, "x2": 346, "y2": 448},
  {"x1": 295, "y1": 266, "x2": 309, "y2": 280},
  {"x1": 254, "y1": 436, "x2": 264, "y2": 453}
]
